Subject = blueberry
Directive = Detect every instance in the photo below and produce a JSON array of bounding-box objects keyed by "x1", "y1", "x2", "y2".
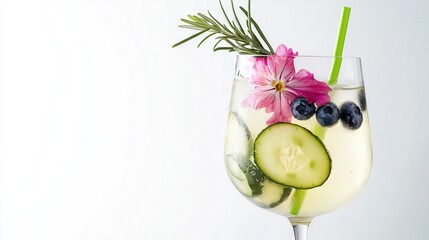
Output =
[
  {"x1": 291, "y1": 98, "x2": 316, "y2": 120},
  {"x1": 340, "y1": 102, "x2": 363, "y2": 129},
  {"x1": 316, "y1": 102, "x2": 340, "y2": 127}
]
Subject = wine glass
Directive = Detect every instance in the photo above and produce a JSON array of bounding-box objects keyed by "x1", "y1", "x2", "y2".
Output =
[{"x1": 224, "y1": 55, "x2": 372, "y2": 240}]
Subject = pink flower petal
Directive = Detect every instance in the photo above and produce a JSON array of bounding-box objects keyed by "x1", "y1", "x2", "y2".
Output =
[
  {"x1": 267, "y1": 55, "x2": 295, "y2": 81},
  {"x1": 266, "y1": 55, "x2": 278, "y2": 78},
  {"x1": 241, "y1": 86, "x2": 276, "y2": 110},
  {"x1": 279, "y1": 57, "x2": 296, "y2": 81},
  {"x1": 242, "y1": 44, "x2": 331, "y2": 126},
  {"x1": 266, "y1": 92, "x2": 292, "y2": 125},
  {"x1": 275, "y1": 44, "x2": 289, "y2": 56},
  {"x1": 266, "y1": 45, "x2": 298, "y2": 80},
  {"x1": 253, "y1": 57, "x2": 272, "y2": 80},
  {"x1": 275, "y1": 44, "x2": 298, "y2": 58},
  {"x1": 250, "y1": 75, "x2": 272, "y2": 86},
  {"x1": 286, "y1": 69, "x2": 331, "y2": 106}
]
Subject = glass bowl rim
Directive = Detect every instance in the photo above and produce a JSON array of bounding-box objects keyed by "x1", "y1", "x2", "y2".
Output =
[{"x1": 236, "y1": 55, "x2": 361, "y2": 60}]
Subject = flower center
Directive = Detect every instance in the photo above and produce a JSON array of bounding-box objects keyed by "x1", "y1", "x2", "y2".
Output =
[{"x1": 273, "y1": 80, "x2": 285, "y2": 92}]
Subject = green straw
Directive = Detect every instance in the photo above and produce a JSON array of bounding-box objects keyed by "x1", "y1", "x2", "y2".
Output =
[
  {"x1": 289, "y1": 6, "x2": 351, "y2": 216},
  {"x1": 328, "y1": 6, "x2": 351, "y2": 85}
]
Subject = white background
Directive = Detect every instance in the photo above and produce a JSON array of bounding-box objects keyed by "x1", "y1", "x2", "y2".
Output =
[{"x1": 1, "y1": 0, "x2": 428, "y2": 239}]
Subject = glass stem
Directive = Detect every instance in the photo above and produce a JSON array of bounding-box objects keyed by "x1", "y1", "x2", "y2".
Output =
[{"x1": 292, "y1": 224, "x2": 309, "y2": 240}]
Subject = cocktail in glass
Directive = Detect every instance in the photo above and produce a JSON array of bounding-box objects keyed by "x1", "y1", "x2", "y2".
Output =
[{"x1": 225, "y1": 55, "x2": 372, "y2": 239}]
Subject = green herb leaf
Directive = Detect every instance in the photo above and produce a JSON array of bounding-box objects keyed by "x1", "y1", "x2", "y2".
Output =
[
  {"x1": 173, "y1": 0, "x2": 274, "y2": 55},
  {"x1": 172, "y1": 29, "x2": 210, "y2": 48}
]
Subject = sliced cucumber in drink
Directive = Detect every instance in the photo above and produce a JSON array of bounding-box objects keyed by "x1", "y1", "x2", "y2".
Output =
[
  {"x1": 255, "y1": 180, "x2": 292, "y2": 208},
  {"x1": 254, "y1": 123, "x2": 332, "y2": 189},
  {"x1": 225, "y1": 111, "x2": 263, "y2": 195},
  {"x1": 225, "y1": 112, "x2": 292, "y2": 207},
  {"x1": 225, "y1": 112, "x2": 253, "y2": 157},
  {"x1": 226, "y1": 154, "x2": 265, "y2": 196},
  {"x1": 227, "y1": 154, "x2": 292, "y2": 207},
  {"x1": 226, "y1": 155, "x2": 252, "y2": 196}
]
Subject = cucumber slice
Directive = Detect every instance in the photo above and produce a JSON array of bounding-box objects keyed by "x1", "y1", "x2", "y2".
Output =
[
  {"x1": 226, "y1": 154, "x2": 292, "y2": 207},
  {"x1": 255, "y1": 180, "x2": 292, "y2": 208},
  {"x1": 225, "y1": 112, "x2": 253, "y2": 157},
  {"x1": 226, "y1": 155, "x2": 252, "y2": 196},
  {"x1": 254, "y1": 123, "x2": 331, "y2": 189},
  {"x1": 225, "y1": 112, "x2": 264, "y2": 195},
  {"x1": 226, "y1": 155, "x2": 247, "y2": 182},
  {"x1": 271, "y1": 187, "x2": 292, "y2": 208},
  {"x1": 226, "y1": 154, "x2": 265, "y2": 196},
  {"x1": 224, "y1": 113, "x2": 293, "y2": 207}
]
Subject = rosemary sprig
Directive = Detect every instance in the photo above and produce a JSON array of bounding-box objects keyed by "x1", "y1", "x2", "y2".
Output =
[{"x1": 172, "y1": 0, "x2": 274, "y2": 55}]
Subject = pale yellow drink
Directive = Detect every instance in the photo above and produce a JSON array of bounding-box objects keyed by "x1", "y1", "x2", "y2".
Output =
[{"x1": 225, "y1": 76, "x2": 372, "y2": 218}]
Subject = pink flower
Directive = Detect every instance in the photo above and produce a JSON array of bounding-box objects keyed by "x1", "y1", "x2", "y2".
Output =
[{"x1": 242, "y1": 45, "x2": 331, "y2": 125}]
